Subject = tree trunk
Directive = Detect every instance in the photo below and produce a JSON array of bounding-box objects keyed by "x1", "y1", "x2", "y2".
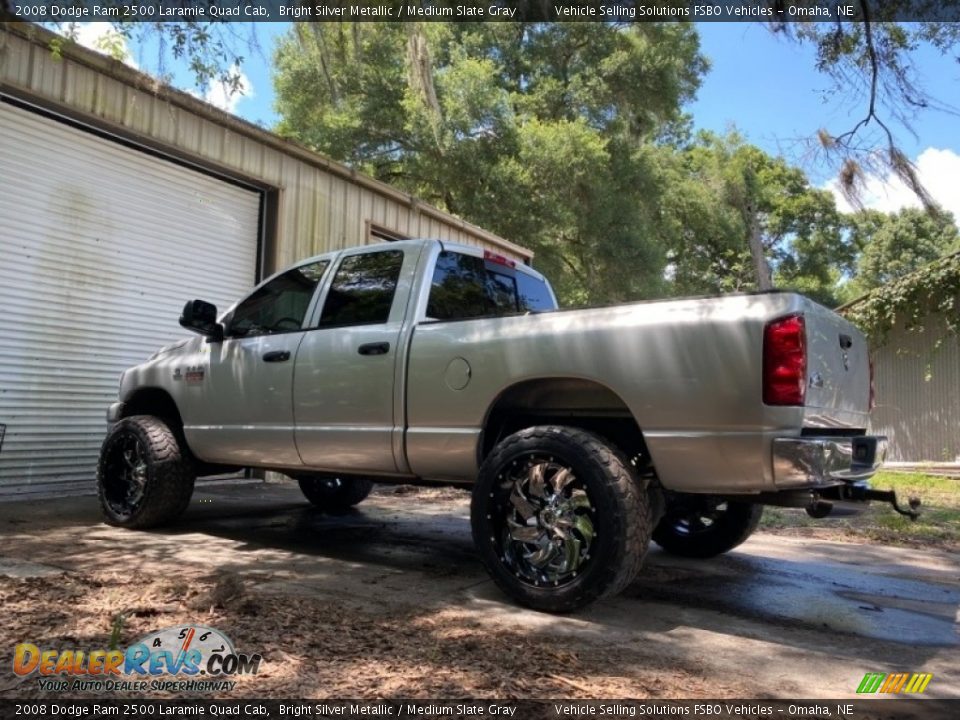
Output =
[
  {"x1": 406, "y1": 23, "x2": 443, "y2": 153},
  {"x1": 746, "y1": 209, "x2": 773, "y2": 290}
]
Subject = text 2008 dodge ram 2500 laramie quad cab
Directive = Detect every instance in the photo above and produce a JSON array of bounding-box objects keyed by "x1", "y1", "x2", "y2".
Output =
[{"x1": 99, "y1": 239, "x2": 918, "y2": 611}]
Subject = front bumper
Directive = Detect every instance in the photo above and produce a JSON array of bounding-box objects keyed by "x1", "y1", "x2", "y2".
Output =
[{"x1": 773, "y1": 435, "x2": 887, "y2": 488}]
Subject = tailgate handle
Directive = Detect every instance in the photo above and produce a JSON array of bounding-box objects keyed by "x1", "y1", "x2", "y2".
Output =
[{"x1": 839, "y1": 333, "x2": 853, "y2": 349}]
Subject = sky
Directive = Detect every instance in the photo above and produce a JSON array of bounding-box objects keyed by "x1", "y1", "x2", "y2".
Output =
[
  {"x1": 690, "y1": 23, "x2": 960, "y2": 219},
  {"x1": 66, "y1": 21, "x2": 960, "y2": 220}
]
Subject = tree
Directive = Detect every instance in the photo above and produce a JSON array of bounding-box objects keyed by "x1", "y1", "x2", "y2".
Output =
[
  {"x1": 273, "y1": 22, "x2": 707, "y2": 305},
  {"x1": 659, "y1": 132, "x2": 853, "y2": 306},
  {"x1": 15, "y1": 0, "x2": 959, "y2": 212},
  {"x1": 8, "y1": 7, "x2": 255, "y2": 93},
  {"x1": 847, "y1": 206, "x2": 960, "y2": 294}
]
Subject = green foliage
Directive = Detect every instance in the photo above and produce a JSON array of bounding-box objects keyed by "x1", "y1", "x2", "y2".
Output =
[
  {"x1": 109, "y1": 613, "x2": 125, "y2": 651},
  {"x1": 274, "y1": 23, "x2": 861, "y2": 307},
  {"x1": 842, "y1": 250, "x2": 960, "y2": 343},
  {"x1": 659, "y1": 132, "x2": 852, "y2": 305},
  {"x1": 839, "y1": 206, "x2": 959, "y2": 344},
  {"x1": 49, "y1": 18, "x2": 251, "y2": 93},
  {"x1": 273, "y1": 22, "x2": 705, "y2": 305},
  {"x1": 850, "y1": 207, "x2": 960, "y2": 291}
]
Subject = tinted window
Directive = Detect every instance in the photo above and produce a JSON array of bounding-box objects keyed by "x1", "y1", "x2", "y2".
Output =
[
  {"x1": 320, "y1": 250, "x2": 404, "y2": 326},
  {"x1": 227, "y1": 261, "x2": 328, "y2": 338},
  {"x1": 427, "y1": 252, "x2": 488, "y2": 320},
  {"x1": 516, "y1": 271, "x2": 555, "y2": 312},
  {"x1": 427, "y1": 251, "x2": 554, "y2": 320}
]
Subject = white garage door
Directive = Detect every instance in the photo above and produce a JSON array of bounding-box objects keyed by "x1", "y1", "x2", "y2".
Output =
[{"x1": 0, "y1": 101, "x2": 261, "y2": 496}]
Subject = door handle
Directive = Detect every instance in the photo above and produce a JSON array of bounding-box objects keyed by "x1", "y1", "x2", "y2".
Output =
[
  {"x1": 262, "y1": 350, "x2": 291, "y2": 363},
  {"x1": 358, "y1": 342, "x2": 390, "y2": 356}
]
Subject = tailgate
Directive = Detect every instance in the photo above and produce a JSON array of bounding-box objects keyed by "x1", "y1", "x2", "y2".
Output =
[{"x1": 802, "y1": 300, "x2": 871, "y2": 427}]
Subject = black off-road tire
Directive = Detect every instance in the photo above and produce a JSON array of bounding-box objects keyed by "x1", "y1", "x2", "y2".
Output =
[
  {"x1": 298, "y1": 475, "x2": 374, "y2": 511},
  {"x1": 97, "y1": 415, "x2": 196, "y2": 529},
  {"x1": 471, "y1": 425, "x2": 652, "y2": 613},
  {"x1": 652, "y1": 496, "x2": 763, "y2": 559}
]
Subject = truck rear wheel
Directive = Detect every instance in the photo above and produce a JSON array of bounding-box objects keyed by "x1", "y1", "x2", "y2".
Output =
[
  {"x1": 652, "y1": 495, "x2": 762, "y2": 558},
  {"x1": 97, "y1": 415, "x2": 195, "y2": 529},
  {"x1": 298, "y1": 475, "x2": 374, "y2": 511},
  {"x1": 471, "y1": 426, "x2": 651, "y2": 613}
]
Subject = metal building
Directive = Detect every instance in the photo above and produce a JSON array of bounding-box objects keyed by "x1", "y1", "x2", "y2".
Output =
[
  {"x1": 838, "y1": 250, "x2": 960, "y2": 465},
  {"x1": 867, "y1": 317, "x2": 960, "y2": 464},
  {"x1": 0, "y1": 23, "x2": 532, "y2": 496}
]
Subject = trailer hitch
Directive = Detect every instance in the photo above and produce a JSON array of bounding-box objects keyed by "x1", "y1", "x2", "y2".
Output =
[
  {"x1": 865, "y1": 488, "x2": 922, "y2": 520},
  {"x1": 744, "y1": 484, "x2": 922, "y2": 520},
  {"x1": 840, "y1": 486, "x2": 922, "y2": 520}
]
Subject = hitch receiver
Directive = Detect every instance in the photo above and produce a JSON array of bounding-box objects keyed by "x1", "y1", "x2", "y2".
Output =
[
  {"x1": 815, "y1": 483, "x2": 923, "y2": 520},
  {"x1": 857, "y1": 487, "x2": 922, "y2": 520},
  {"x1": 869, "y1": 489, "x2": 922, "y2": 520}
]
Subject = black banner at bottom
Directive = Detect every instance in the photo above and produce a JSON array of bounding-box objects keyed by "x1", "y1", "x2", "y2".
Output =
[{"x1": 1, "y1": 700, "x2": 958, "y2": 720}]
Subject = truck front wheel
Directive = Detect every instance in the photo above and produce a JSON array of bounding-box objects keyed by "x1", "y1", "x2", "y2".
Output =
[
  {"x1": 471, "y1": 426, "x2": 651, "y2": 613},
  {"x1": 298, "y1": 475, "x2": 374, "y2": 511},
  {"x1": 652, "y1": 495, "x2": 762, "y2": 558},
  {"x1": 97, "y1": 415, "x2": 195, "y2": 529}
]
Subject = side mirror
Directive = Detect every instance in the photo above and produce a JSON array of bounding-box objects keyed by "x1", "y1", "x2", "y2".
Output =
[{"x1": 179, "y1": 299, "x2": 223, "y2": 341}]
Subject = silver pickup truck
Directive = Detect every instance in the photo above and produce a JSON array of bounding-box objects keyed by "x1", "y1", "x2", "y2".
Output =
[{"x1": 99, "y1": 238, "x2": 913, "y2": 611}]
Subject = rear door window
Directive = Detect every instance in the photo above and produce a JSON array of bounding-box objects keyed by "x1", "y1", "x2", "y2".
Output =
[
  {"x1": 427, "y1": 250, "x2": 552, "y2": 320},
  {"x1": 319, "y1": 250, "x2": 404, "y2": 326},
  {"x1": 516, "y1": 271, "x2": 555, "y2": 312}
]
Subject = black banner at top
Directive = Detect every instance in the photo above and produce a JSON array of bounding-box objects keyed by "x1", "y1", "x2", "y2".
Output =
[{"x1": 3, "y1": 1, "x2": 960, "y2": 23}]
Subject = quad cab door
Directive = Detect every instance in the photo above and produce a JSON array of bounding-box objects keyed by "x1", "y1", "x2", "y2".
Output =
[
  {"x1": 293, "y1": 246, "x2": 418, "y2": 473},
  {"x1": 183, "y1": 260, "x2": 330, "y2": 466}
]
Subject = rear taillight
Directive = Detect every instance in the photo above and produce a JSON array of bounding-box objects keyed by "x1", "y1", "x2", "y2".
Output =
[
  {"x1": 869, "y1": 357, "x2": 876, "y2": 411},
  {"x1": 763, "y1": 314, "x2": 806, "y2": 406}
]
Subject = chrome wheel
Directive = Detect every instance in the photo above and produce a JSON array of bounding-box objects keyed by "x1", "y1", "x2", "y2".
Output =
[
  {"x1": 320, "y1": 477, "x2": 343, "y2": 491},
  {"x1": 474, "y1": 426, "x2": 653, "y2": 612},
  {"x1": 102, "y1": 433, "x2": 148, "y2": 520},
  {"x1": 495, "y1": 456, "x2": 596, "y2": 587},
  {"x1": 665, "y1": 498, "x2": 729, "y2": 536}
]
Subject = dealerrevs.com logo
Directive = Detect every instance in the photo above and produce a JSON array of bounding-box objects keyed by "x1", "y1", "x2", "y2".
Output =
[{"x1": 13, "y1": 625, "x2": 261, "y2": 693}]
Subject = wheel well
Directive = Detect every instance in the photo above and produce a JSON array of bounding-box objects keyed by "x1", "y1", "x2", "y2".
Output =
[
  {"x1": 480, "y1": 378, "x2": 652, "y2": 470},
  {"x1": 122, "y1": 388, "x2": 184, "y2": 434},
  {"x1": 121, "y1": 388, "x2": 240, "y2": 477}
]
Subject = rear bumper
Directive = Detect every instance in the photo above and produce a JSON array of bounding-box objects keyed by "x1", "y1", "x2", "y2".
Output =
[{"x1": 773, "y1": 435, "x2": 887, "y2": 488}]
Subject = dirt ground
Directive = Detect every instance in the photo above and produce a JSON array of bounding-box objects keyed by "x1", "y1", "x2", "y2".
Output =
[{"x1": 0, "y1": 482, "x2": 957, "y2": 701}]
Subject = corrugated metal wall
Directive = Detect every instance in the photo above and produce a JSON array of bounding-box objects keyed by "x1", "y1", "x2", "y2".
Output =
[
  {"x1": 0, "y1": 25, "x2": 532, "y2": 273},
  {"x1": 0, "y1": 101, "x2": 261, "y2": 495},
  {"x1": 869, "y1": 317, "x2": 960, "y2": 463}
]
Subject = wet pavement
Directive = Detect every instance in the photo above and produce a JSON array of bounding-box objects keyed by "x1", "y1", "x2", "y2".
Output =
[{"x1": 1, "y1": 481, "x2": 958, "y2": 698}]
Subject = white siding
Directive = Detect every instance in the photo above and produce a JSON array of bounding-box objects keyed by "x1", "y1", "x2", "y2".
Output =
[{"x1": 0, "y1": 102, "x2": 261, "y2": 494}]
